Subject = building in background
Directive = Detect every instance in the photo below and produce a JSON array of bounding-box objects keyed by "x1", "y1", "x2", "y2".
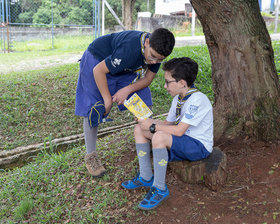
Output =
[
  {"x1": 155, "y1": 0, "x2": 190, "y2": 15},
  {"x1": 259, "y1": 0, "x2": 277, "y2": 12}
]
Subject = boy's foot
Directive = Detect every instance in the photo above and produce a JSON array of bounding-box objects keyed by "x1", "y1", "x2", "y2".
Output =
[
  {"x1": 85, "y1": 152, "x2": 106, "y2": 177},
  {"x1": 138, "y1": 185, "x2": 169, "y2": 210},
  {"x1": 121, "y1": 173, "x2": 154, "y2": 189}
]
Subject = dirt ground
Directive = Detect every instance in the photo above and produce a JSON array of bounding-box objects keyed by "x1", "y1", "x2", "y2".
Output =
[{"x1": 123, "y1": 137, "x2": 280, "y2": 224}]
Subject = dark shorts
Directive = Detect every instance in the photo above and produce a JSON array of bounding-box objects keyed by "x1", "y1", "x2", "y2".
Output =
[
  {"x1": 75, "y1": 49, "x2": 152, "y2": 117},
  {"x1": 168, "y1": 135, "x2": 211, "y2": 162}
]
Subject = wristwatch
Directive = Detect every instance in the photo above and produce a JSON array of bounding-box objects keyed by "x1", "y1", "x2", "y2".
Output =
[{"x1": 149, "y1": 123, "x2": 156, "y2": 134}]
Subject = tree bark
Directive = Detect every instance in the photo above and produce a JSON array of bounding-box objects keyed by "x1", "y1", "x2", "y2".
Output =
[
  {"x1": 122, "y1": 0, "x2": 136, "y2": 30},
  {"x1": 191, "y1": 0, "x2": 280, "y2": 141}
]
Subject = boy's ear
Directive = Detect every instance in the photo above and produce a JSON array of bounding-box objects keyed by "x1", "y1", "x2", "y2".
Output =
[
  {"x1": 144, "y1": 38, "x2": 150, "y2": 47},
  {"x1": 179, "y1": 79, "x2": 188, "y2": 87}
]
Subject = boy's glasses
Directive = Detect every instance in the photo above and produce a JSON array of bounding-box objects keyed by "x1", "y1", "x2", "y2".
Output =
[
  {"x1": 147, "y1": 55, "x2": 163, "y2": 63},
  {"x1": 165, "y1": 80, "x2": 177, "y2": 85},
  {"x1": 147, "y1": 45, "x2": 165, "y2": 63}
]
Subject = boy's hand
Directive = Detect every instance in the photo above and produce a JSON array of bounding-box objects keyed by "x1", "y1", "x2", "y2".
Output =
[
  {"x1": 104, "y1": 97, "x2": 113, "y2": 115},
  {"x1": 112, "y1": 86, "x2": 131, "y2": 105},
  {"x1": 137, "y1": 118, "x2": 152, "y2": 131}
]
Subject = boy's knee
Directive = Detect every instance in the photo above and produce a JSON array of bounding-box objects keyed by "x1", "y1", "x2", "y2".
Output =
[
  {"x1": 134, "y1": 124, "x2": 143, "y2": 136},
  {"x1": 152, "y1": 131, "x2": 170, "y2": 147}
]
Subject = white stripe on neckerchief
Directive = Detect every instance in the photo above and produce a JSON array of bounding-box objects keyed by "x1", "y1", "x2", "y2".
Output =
[
  {"x1": 175, "y1": 86, "x2": 199, "y2": 125},
  {"x1": 140, "y1": 32, "x2": 148, "y2": 62}
]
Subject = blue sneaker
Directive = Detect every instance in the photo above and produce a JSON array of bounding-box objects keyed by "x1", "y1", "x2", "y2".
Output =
[
  {"x1": 138, "y1": 185, "x2": 169, "y2": 210},
  {"x1": 121, "y1": 173, "x2": 154, "y2": 189}
]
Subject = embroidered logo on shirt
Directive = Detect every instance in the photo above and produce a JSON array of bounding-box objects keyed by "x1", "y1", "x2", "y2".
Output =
[
  {"x1": 158, "y1": 159, "x2": 167, "y2": 166},
  {"x1": 185, "y1": 105, "x2": 199, "y2": 119},
  {"x1": 138, "y1": 150, "x2": 146, "y2": 157},
  {"x1": 111, "y1": 58, "x2": 122, "y2": 67}
]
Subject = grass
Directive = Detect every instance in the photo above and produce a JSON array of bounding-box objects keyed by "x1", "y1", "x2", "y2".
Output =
[
  {"x1": 0, "y1": 64, "x2": 82, "y2": 150},
  {"x1": 0, "y1": 41, "x2": 280, "y2": 223},
  {"x1": 0, "y1": 45, "x2": 213, "y2": 151},
  {"x1": 273, "y1": 41, "x2": 280, "y2": 75},
  {"x1": 0, "y1": 35, "x2": 93, "y2": 66},
  {"x1": 0, "y1": 129, "x2": 143, "y2": 223},
  {"x1": 11, "y1": 34, "x2": 94, "y2": 52}
]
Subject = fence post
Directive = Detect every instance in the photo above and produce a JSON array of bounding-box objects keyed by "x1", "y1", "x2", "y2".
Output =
[
  {"x1": 275, "y1": 0, "x2": 279, "y2": 33},
  {"x1": 94, "y1": 0, "x2": 97, "y2": 39},
  {"x1": 51, "y1": 0, "x2": 54, "y2": 48},
  {"x1": 0, "y1": 0, "x2": 4, "y2": 52},
  {"x1": 98, "y1": 0, "x2": 100, "y2": 37},
  {"x1": 191, "y1": 6, "x2": 195, "y2": 36},
  {"x1": 102, "y1": 0, "x2": 104, "y2": 35}
]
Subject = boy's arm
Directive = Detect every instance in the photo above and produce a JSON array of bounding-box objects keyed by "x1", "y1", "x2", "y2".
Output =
[
  {"x1": 93, "y1": 60, "x2": 112, "y2": 115},
  {"x1": 138, "y1": 118, "x2": 190, "y2": 137},
  {"x1": 112, "y1": 69, "x2": 156, "y2": 105}
]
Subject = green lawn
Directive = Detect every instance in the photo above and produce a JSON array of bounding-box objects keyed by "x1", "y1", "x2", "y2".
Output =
[
  {"x1": 0, "y1": 45, "x2": 213, "y2": 151},
  {"x1": 0, "y1": 42, "x2": 280, "y2": 223}
]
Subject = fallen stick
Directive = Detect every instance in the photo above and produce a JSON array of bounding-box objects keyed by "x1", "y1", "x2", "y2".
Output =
[{"x1": 0, "y1": 113, "x2": 168, "y2": 169}]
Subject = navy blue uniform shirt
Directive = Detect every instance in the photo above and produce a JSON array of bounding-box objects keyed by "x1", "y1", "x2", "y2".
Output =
[{"x1": 87, "y1": 30, "x2": 161, "y2": 75}]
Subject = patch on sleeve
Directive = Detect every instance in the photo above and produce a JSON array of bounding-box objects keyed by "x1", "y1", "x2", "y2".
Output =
[
  {"x1": 111, "y1": 58, "x2": 122, "y2": 68},
  {"x1": 185, "y1": 105, "x2": 199, "y2": 119}
]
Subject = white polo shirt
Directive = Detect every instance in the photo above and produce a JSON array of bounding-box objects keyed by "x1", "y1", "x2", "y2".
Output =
[{"x1": 166, "y1": 91, "x2": 213, "y2": 152}]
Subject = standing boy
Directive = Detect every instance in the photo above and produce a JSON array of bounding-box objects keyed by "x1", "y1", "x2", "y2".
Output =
[
  {"x1": 75, "y1": 28, "x2": 175, "y2": 177},
  {"x1": 122, "y1": 57, "x2": 213, "y2": 210}
]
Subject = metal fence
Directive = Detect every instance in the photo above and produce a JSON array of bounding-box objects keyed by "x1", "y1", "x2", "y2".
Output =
[{"x1": 0, "y1": 0, "x2": 100, "y2": 53}]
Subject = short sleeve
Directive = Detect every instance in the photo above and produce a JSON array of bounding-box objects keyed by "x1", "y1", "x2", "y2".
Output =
[
  {"x1": 104, "y1": 46, "x2": 132, "y2": 75},
  {"x1": 181, "y1": 93, "x2": 211, "y2": 126}
]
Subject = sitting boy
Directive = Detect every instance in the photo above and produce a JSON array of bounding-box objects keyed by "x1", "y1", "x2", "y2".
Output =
[{"x1": 121, "y1": 57, "x2": 213, "y2": 210}]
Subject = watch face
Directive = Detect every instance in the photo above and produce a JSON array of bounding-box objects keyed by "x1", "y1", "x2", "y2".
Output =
[{"x1": 150, "y1": 124, "x2": 156, "y2": 133}]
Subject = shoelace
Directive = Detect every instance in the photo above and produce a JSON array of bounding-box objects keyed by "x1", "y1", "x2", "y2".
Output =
[
  {"x1": 131, "y1": 173, "x2": 141, "y2": 183},
  {"x1": 88, "y1": 154, "x2": 102, "y2": 168},
  {"x1": 145, "y1": 187, "x2": 157, "y2": 200}
]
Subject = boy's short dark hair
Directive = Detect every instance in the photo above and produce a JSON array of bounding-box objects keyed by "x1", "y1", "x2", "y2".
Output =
[
  {"x1": 149, "y1": 28, "x2": 175, "y2": 57},
  {"x1": 162, "y1": 57, "x2": 198, "y2": 87}
]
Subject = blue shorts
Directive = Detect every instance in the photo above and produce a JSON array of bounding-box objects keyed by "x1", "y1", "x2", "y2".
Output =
[
  {"x1": 75, "y1": 49, "x2": 152, "y2": 117},
  {"x1": 168, "y1": 135, "x2": 211, "y2": 162}
]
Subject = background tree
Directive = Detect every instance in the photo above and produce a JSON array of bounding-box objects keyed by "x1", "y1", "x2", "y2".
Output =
[
  {"x1": 122, "y1": 0, "x2": 136, "y2": 29},
  {"x1": 190, "y1": 0, "x2": 280, "y2": 141},
  {"x1": 32, "y1": 0, "x2": 61, "y2": 24},
  {"x1": 11, "y1": 0, "x2": 154, "y2": 28}
]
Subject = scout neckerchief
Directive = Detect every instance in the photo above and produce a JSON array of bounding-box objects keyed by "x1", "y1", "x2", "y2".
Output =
[
  {"x1": 175, "y1": 84, "x2": 199, "y2": 125},
  {"x1": 140, "y1": 32, "x2": 149, "y2": 57},
  {"x1": 129, "y1": 32, "x2": 149, "y2": 84}
]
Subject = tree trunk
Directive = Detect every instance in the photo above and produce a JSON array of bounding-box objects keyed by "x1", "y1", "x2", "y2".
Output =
[
  {"x1": 122, "y1": 0, "x2": 136, "y2": 30},
  {"x1": 191, "y1": 0, "x2": 280, "y2": 141}
]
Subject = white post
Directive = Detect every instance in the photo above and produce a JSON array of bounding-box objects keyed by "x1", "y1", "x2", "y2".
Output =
[
  {"x1": 103, "y1": 0, "x2": 125, "y2": 30},
  {"x1": 191, "y1": 6, "x2": 195, "y2": 36},
  {"x1": 102, "y1": 0, "x2": 105, "y2": 35},
  {"x1": 275, "y1": 0, "x2": 279, "y2": 33}
]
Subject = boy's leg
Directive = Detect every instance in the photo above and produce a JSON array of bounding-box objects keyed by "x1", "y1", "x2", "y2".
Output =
[
  {"x1": 83, "y1": 117, "x2": 106, "y2": 177},
  {"x1": 138, "y1": 132, "x2": 171, "y2": 210},
  {"x1": 75, "y1": 51, "x2": 118, "y2": 177},
  {"x1": 83, "y1": 117, "x2": 98, "y2": 154},
  {"x1": 136, "y1": 142, "x2": 153, "y2": 180},
  {"x1": 152, "y1": 148, "x2": 169, "y2": 190},
  {"x1": 121, "y1": 125, "x2": 154, "y2": 189},
  {"x1": 135, "y1": 125, "x2": 153, "y2": 180},
  {"x1": 138, "y1": 147, "x2": 170, "y2": 210}
]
